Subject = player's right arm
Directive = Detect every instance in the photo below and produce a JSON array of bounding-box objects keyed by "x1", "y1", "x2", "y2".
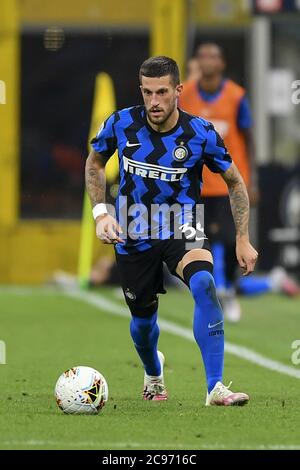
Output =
[
  {"x1": 85, "y1": 150, "x2": 123, "y2": 244},
  {"x1": 85, "y1": 114, "x2": 123, "y2": 244}
]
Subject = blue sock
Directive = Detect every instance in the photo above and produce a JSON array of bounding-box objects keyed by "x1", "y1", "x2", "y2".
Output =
[
  {"x1": 238, "y1": 275, "x2": 272, "y2": 296},
  {"x1": 130, "y1": 313, "x2": 161, "y2": 376},
  {"x1": 189, "y1": 271, "x2": 224, "y2": 393}
]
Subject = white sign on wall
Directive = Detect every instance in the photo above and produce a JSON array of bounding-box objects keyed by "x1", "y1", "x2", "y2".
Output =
[{"x1": 268, "y1": 69, "x2": 294, "y2": 116}]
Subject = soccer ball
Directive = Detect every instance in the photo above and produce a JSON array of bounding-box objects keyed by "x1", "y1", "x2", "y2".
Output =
[{"x1": 54, "y1": 366, "x2": 108, "y2": 414}]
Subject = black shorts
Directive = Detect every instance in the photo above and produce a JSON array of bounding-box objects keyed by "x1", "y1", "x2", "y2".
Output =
[{"x1": 115, "y1": 236, "x2": 211, "y2": 317}]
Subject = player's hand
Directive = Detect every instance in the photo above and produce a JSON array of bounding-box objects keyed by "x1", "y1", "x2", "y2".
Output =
[
  {"x1": 95, "y1": 214, "x2": 124, "y2": 244},
  {"x1": 236, "y1": 237, "x2": 258, "y2": 276}
]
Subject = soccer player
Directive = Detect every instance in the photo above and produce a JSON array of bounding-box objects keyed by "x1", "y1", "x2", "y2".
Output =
[
  {"x1": 85, "y1": 56, "x2": 258, "y2": 405},
  {"x1": 179, "y1": 43, "x2": 258, "y2": 321}
]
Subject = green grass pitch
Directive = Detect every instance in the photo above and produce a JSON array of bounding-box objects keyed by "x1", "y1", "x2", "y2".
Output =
[{"x1": 0, "y1": 286, "x2": 300, "y2": 450}]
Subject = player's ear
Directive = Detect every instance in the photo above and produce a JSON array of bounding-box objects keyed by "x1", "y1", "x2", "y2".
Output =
[{"x1": 175, "y1": 83, "x2": 183, "y2": 97}]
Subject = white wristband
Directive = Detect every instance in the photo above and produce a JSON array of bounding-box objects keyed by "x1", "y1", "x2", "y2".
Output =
[{"x1": 92, "y1": 203, "x2": 108, "y2": 220}]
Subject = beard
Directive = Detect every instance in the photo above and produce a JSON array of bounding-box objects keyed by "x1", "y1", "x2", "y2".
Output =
[{"x1": 146, "y1": 102, "x2": 176, "y2": 125}]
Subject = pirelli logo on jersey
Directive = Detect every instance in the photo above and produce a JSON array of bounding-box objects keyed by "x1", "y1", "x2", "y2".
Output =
[{"x1": 123, "y1": 156, "x2": 187, "y2": 182}]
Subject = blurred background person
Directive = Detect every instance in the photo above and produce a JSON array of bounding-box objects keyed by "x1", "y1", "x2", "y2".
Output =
[{"x1": 185, "y1": 57, "x2": 202, "y2": 82}]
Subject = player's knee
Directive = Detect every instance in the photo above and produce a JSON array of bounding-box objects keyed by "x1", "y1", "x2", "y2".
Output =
[
  {"x1": 190, "y1": 271, "x2": 215, "y2": 302},
  {"x1": 183, "y1": 261, "x2": 215, "y2": 302},
  {"x1": 190, "y1": 270, "x2": 215, "y2": 291}
]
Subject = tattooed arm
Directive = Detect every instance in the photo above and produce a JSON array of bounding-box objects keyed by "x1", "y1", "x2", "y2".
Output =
[
  {"x1": 221, "y1": 162, "x2": 258, "y2": 275},
  {"x1": 85, "y1": 149, "x2": 107, "y2": 207},
  {"x1": 85, "y1": 149, "x2": 123, "y2": 244},
  {"x1": 221, "y1": 162, "x2": 249, "y2": 239}
]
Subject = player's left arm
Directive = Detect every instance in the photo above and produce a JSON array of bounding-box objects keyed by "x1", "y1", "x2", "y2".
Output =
[{"x1": 221, "y1": 162, "x2": 258, "y2": 276}]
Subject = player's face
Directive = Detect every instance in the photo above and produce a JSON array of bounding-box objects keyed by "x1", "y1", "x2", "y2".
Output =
[
  {"x1": 196, "y1": 45, "x2": 225, "y2": 78},
  {"x1": 140, "y1": 75, "x2": 183, "y2": 125}
]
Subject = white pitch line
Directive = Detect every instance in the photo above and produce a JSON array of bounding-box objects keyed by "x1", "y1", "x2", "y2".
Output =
[
  {"x1": 67, "y1": 289, "x2": 300, "y2": 380},
  {"x1": 65, "y1": 289, "x2": 129, "y2": 318}
]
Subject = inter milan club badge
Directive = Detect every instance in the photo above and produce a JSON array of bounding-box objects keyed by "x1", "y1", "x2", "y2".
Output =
[
  {"x1": 125, "y1": 288, "x2": 136, "y2": 301},
  {"x1": 173, "y1": 142, "x2": 188, "y2": 162}
]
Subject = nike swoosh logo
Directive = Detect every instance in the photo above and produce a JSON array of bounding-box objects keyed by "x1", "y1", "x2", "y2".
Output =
[
  {"x1": 208, "y1": 320, "x2": 223, "y2": 329},
  {"x1": 126, "y1": 141, "x2": 141, "y2": 147}
]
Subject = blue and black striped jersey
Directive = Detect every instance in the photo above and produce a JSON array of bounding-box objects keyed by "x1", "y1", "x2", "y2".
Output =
[{"x1": 91, "y1": 105, "x2": 232, "y2": 254}]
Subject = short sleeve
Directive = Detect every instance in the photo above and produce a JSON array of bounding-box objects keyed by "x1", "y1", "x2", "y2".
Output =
[
  {"x1": 202, "y1": 123, "x2": 232, "y2": 173},
  {"x1": 237, "y1": 95, "x2": 252, "y2": 129},
  {"x1": 90, "y1": 112, "x2": 117, "y2": 161}
]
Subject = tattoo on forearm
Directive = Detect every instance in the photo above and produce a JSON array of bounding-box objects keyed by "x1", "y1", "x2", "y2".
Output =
[
  {"x1": 222, "y1": 165, "x2": 249, "y2": 238},
  {"x1": 85, "y1": 156, "x2": 106, "y2": 207},
  {"x1": 229, "y1": 182, "x2": 249, "y2": 238}
]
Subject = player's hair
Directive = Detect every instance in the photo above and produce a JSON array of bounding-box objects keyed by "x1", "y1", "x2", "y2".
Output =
[
  {"x1": 139, "y1": 56, "x2": 180, "y2": 86},
  {"x1": 196, "y1": 42, "x2": 225, "y2": 60}
]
